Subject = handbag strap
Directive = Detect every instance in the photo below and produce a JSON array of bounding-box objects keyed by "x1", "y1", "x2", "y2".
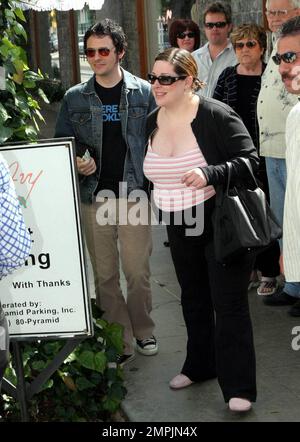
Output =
[
  {"x1": 225, "y1": 161, "x2": 232, "y2": 195},
  {"x1": 225, "y1": 158, "x2": 258, "y2": 194}
]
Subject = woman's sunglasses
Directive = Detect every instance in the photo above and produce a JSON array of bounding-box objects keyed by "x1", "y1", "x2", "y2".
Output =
[
  {"x1": 147, "y1": 74, "x2": 187, "y2": 85},
  {"x1": 272, "y1": 51, "x2": 300, "y2": 65},
  {"x1": 177, "y1": 31, "x2": 195, "y2": 39},
  {"x1": 85, "y1": 47, "x2": 114, "y2": 57},
  {"x1": 234, "y1": 41, "x2": 257, "y2": 50}
]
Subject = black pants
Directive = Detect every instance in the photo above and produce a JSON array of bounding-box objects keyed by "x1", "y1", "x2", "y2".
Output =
[
  {"x1": 255, "y1": 157, "x2": 280, "y2": 278},
  {"x1": 255, "y1": 240, "x2": 280, "y2": 277},
  {"x1": 166, "y1": 199, "x2": 257, "y2": 402}
]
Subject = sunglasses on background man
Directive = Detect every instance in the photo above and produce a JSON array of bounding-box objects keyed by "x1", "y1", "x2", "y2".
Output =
[
  {"x1": 204, "y1": 21, "x2": 228, "y2": 29},
  {"x1": 266, "y1": 9, "x2": 296, "y2": 17}
]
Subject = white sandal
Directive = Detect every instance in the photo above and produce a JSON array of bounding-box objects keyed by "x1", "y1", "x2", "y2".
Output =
[{"x1": 257, "y1": 277, "x2": 278, "y2": 296}]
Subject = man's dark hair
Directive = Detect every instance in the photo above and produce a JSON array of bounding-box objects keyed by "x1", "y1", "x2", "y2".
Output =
[
  {"x1": 84, "y1": 18, "x2": 128, "y2": 54},
  {"x1": 279, "y1": 16, "x2": 300, "y2": 39},
  {"x1": 203, "y1": 1, "x2": 232, "y2": 24}
]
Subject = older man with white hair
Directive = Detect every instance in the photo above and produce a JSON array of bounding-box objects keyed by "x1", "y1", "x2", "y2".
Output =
[{"x1": 257, "y1": 0, "x2": 300, "y2": 314}]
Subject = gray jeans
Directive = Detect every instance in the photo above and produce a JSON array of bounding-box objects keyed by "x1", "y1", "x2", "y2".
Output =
[{"x1": 0, "y1": 304, "x2": 9, "y2": 392}]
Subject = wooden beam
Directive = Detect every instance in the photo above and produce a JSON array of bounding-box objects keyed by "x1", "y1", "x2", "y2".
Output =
[
  {"x1": 136, "y1": 0, "x2": 148, "y2": 79},
  {"x1": 32, "y1": 10, "x2": 41, "y2": 70},
  {"x1": 262, "y1": 0, "x2": 269, "y2": 30},
  {"x1": 69, "y1": 10, "x2": 80, "y2": 85}
]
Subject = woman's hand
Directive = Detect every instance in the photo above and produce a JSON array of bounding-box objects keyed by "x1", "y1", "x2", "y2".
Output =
[
  {"x1": 76, "y1": 156, "x2": 97, "y2": 176},
  {"x1": 181, "y1": 168, "x2": 207, "y2": 189},
  {"x1": 280, "y1": 253, "x2": 284, "y2": 276}
]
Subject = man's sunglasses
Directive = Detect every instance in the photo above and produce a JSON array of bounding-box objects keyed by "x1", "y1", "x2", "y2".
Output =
[
  {"x1": 85, "y1": 47, "x2": 114, "y2": 57},
  {"x1": 272, "y1": 51, "x2": 300, "y2": 65},
  {"x1": 177, "y1": 31, "x2": 195, "y2": 39},
  {"x1": 234, "y1": 41, "x2": 257, "y2": 50},
  {"x1": 204, "y1": 21, "x2": 227, "y2": 29},
  {"x1": 147, "y1": 74, "x2": 187, "y2": 85}
]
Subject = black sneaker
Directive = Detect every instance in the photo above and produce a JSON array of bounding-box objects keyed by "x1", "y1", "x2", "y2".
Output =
[
  {"x1": 136, "y1": 336, "x2": 158, "y2": 356},
  {"x1": 117, "y1": 353, "x2": 135, "y2": 366},
  {"x1": 263, "y1": 291, "x2": 298, "y2": 306},
  {"x1": 288, "y1": 299, "x2": 300, "y2": 317}
]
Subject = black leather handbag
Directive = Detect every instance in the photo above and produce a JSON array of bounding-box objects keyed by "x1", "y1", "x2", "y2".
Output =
[{"x1": 213, "y1": 158, "x2": 282, "y2": 264}]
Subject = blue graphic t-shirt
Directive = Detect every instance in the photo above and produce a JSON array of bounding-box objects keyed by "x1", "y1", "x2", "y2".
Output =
[{"x1": 94, "y1": 79, "x2": 127, "y2": 197}]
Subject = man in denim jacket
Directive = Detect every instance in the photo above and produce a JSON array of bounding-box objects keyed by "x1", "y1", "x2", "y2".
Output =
[{"x1": 55, "y1": 19, "x2": 157, "y2": 363}]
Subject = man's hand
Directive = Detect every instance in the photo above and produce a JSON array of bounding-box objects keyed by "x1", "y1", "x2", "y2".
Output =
[
  {"x1": 76, "y1": 156, "x2": 96, "y2": 176},
  {"x1": 181, "y1": 168, "x2": 207, "y2": 189}
]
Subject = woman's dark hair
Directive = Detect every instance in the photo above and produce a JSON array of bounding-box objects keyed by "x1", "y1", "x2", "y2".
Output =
[
  {"x1": 154, "y1": 47, "x2": 204, "y2": 92},
  {"x1": 84, "y1": 18, "x2": 128, "y2": 54},
  {"x1": 168, "y1": 19, "x2": 201, "y2": 50}
]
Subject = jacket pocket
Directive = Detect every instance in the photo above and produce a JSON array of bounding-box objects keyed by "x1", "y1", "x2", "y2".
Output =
[
  {"x1": 70, "y1": 111, "x2": 92, "y2": 125},
  {"x1": 70, "y1": 111, "x2": 92, "y2": 143},
  {"x1": 128, "y1": 106, "x2": 147, "y2": 136},
  {"x1": 128, "y1": 106, "x2": 147, "y2": 119}
]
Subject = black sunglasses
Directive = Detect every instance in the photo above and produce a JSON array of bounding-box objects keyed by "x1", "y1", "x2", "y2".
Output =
[
  {"x1": 147, "y1": 74, "x2": 187, "y2": 85},
  {"x1": 204, "y1": 21, "x2": 227, "y2": 29},
  {"x1": 272, "y1": 51, "x2": 300, "y2": 65},
  {"x1": 85, "y1": 47, "x2": 114, "y2": 57},
  {"x1": 177, "y1": 31, "x2": 195, "y2": 39},
  {"x1": 235, "y1": 41, "x2": 257, "y2": 50}
]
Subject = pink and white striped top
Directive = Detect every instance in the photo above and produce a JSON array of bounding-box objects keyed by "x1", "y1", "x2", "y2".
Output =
[{"x1": 144, "y1": 144, "x2": 216, "y2": 212}]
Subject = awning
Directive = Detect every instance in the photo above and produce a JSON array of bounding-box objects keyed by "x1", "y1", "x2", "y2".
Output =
[{"x1": 18, "y1": 0, "x2": 105, "y2": 10}]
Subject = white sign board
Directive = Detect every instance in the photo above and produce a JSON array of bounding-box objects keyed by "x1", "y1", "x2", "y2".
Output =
[{"x1": 0, "y1": 140, "x2": 92, "y2": 339}]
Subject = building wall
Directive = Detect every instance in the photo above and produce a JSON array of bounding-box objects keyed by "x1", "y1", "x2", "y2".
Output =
[
  {"x1": 94, "y1": 0, "x2": 141, "y2": 76},
  {"x1": 231, "y1": 0, "x2": 264, "y2": 26}
]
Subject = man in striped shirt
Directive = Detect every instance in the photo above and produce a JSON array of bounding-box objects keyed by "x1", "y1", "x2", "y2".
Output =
[{"x1": 0, "y1": 153, "x2": 31, "y2": 392}]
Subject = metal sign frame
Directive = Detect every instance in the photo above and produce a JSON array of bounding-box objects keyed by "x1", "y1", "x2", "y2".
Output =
[
  {"x1": 0, "y1": 138, "x2": 93, "y2": 340},
  {"x1": 1, "y1": 138, "x2": 93, "y2": 420}
]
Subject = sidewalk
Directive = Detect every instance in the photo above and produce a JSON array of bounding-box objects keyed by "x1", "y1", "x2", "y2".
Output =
[{"x1": 122, "y1": 225, "x2": 300, "y2": 422}]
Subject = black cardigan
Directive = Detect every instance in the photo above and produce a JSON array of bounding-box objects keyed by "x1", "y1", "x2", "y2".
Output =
[
  {"x1": 145, "y1": 97, "x2": 259, "y2": 187},
  {"x1": 213, "y1": 63, "x2": 266, "y2": 151}
]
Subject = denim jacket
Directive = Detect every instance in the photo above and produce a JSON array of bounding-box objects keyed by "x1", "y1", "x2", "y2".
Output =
[{"x1": 55, "y1": 68, "x2": 156, "y2": 204}]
